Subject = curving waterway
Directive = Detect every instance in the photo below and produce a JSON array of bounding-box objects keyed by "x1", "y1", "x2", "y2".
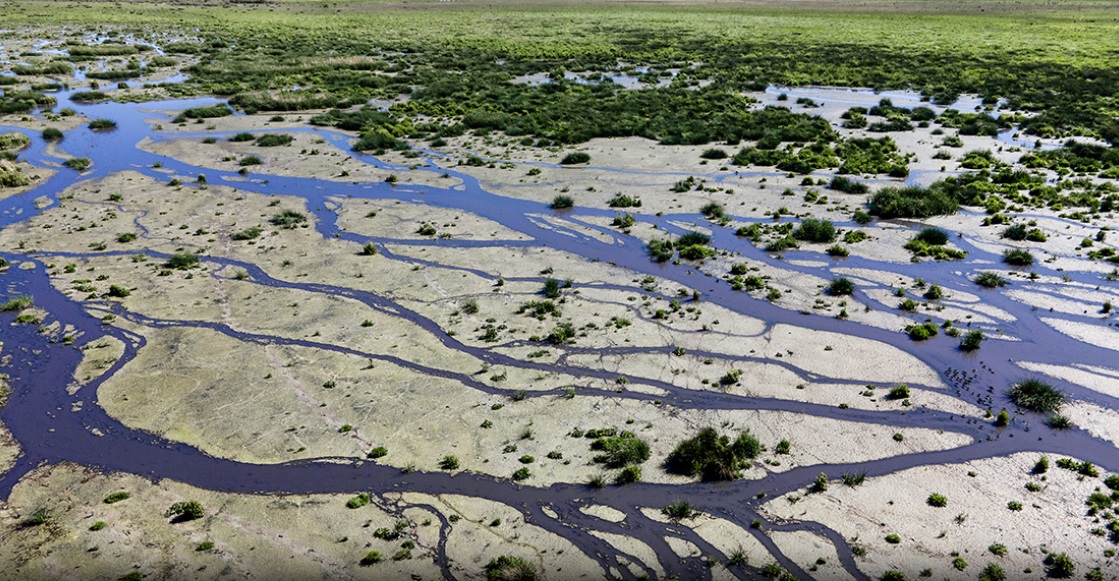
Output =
[{"x1": 1, "y1": 85, "x2": 1117, "y2": 580}]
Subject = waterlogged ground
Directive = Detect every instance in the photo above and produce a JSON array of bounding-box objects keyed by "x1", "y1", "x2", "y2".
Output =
[{"x1": 1, "y1": 27, "x2": 1119, "y2": 581}]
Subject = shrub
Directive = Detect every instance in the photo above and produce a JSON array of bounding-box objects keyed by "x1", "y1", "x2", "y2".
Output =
[
  {"x1": 229, "y1": 132, "x2": 254, "y2": 142},
  {"x1": 812, "y1": 472, "x2": 828, "y2": 492},
  {"x1": 924, "y1": 284, "x2": 943, "y2": 300},
  {"x1": 590, "y1": 433, "x2": 650, "y2": 468},
  {"x1": 905, "y1": 323, "x2": 938, "y2": 341},
  {"x1": 107, "y1": 284, "x2": 130, "y2": 298},
  {"x1": 700, "y1": 202, "x2": 725, "y2": 219},
  {"x1": 1008, "y1": 378, "x2": 1065, "y2": 412},
  {"x1": 881, "y1": 572, "x2": 907, "y2": 581},
  {"x1": 995, "y1": 409, "x2": 1010, "y2": 426},
  {"x1": 0, "y1": 296, "x2": 32, "y2": 311},
  {"x1": 64, "y1": 157, "x2": 92, "y2": 170},
  {"x1": 23, "y1": 508, "x2": 52, "y2": 527},
  {"x1": 559, "y1": 152, "x2": 590, "y2": 165},
  {"x1": 888, "y1": 384, "x2": 910, "y2": 400},
  {"x1": 914, "y1": 228, "x2": 949, "y2": 245},
  {"x1": 975, "y1": 272, "x2": 1009, "y2": 288},
  {"x1": 1007, "y1": 501, "x2": 1023, "y2": 511},
  {"x1": 41, "y1": 127, "x2": 63, "y2": 140},
  {"x1": 360, "y1": 550, "x2": 382, "y2": 565},
  {"x1": 346, "y1": 493, "x2": 370, "y2": 509},
  {"x1": 615, "y1": 465, "x2": 642, "y2": 484},
  {"x1": 792, "y1": 218, "x2": 836, "y2": 243},
  {"x1": 103, "y1": 491, "x2": 130, "y2": 504},
  {"x1": 842, "y1": 472, "x2": 866, "y2": 487},
  {"x1": 549, "y1": 195, "x2": 574, "y2": 209},
  {"x1": 485, "y1": 555, "x2": 538, "y2": 581},
  {"x1": 927, "y1": 493, "x2": 947, "y2": 507},
  {"x1": 1046, "y1": 414, "x2": 1072, "y2": 429},
  {"x1": 270, "y1": 210, "x2": 307, "y2": 228},
  {"x1": 952, "y1": 557, "x2": 968, "y2": 571},
  {"x1": 1044, "y1": 553, "x2": 1075, "y2": 579},
  {"x1": 232, "y1": 227, "x2": 262, "y2": 241},
  {"x1": 166, "y1": 500, "x2": 204, "y2": 522},
  {"x1": 662, "y1": 500, "x2": 696, "y2": 520},
  {"x1": 607, "y1": 194, "x2": 641, "y2": 208},
  {"x1": 167, "y1": 252, "x2": 199, "y2": 270},
  {"x1": 1104, "y1": 474, "x2": 1119, "y2": 490},
  {"x1": 238, "y1": 155, "x2": 262, "y2": 166},
  {"x1": 869, "y1": 185, "x2": 959, "y2": 218},
  {"x1": 254, "y1": 133, "x2": 293, "y2": 147},
  {"x1": 512, "y1": 467, "x2": 531, "y2": 481},
  {"x1": 827, "y1": 244, "x2": 849, "y2": 257},
  {"x1": 542, "y1": 278, "x2": 561, "y2": 298},
  {"x1": 826, "y1": 277, "x2": 854, "y2": 296},
  {"x1": 829, "y1": 176, "x2": 868, "y2": 194},
  {"x1": 700, "y1": 148, "x2": 728, "y2": 159},
  {"x1": 960, "y1": 330, "x2": 984, "y2": 351},
  {"x1": 1002, "y1": 249, "x2": 1034, "y2": 266},
  {"x1": 90, "y1": 521, "x2": 107, "y2": 531},
  {"x1": 196, "y1": 541, "x2": 214, "y2": 551},
  {"x1": 885, "y1": 533, "x2": 901, "y2": 544},
  {"x1": 367, "y1": 446, "x2": 387, "y2": 459},
  {"x1": 88, "y1": 118, "x2": 117, "y2": 130},
  {"x1": 666, "y1": 427, "x2": 759, "y2": 481}
]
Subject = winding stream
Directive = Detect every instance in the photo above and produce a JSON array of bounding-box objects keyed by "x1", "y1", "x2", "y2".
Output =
[{"x1": 1, "y1": 83, "x2": 1117, "y2": 580}]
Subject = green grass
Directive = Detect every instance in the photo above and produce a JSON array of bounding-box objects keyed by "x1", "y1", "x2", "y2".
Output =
[
  {"x1": 8, "y1": 2, "x2": 1119, "y2": 146},
  {"x1": 1008, "y1": 378, "x2": 1065, "y2": 413}
]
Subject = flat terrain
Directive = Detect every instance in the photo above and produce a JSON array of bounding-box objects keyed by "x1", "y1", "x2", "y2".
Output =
[{"x1": 1, "y1": 1, "x2": 1118, "y2": 580}]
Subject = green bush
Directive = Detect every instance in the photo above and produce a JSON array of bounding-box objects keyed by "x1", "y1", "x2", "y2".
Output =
[
  {"x1": 0, "y1": 296, "x2": 32, "y2": 311},
  {"x1": 826, "y1": 277, "x2": 854, "y2": 296},
  {"x1": 559, "y1": 152, "x2": 590, "y2": 165},
  {"x1": 1044, "y1": 553, "x2": 1075, "y2": 579},
  {"x1": 615, "y1": 465, "x2": 641, "y2": 484},
  {"x1": 254, "y1": 133, "x2": 293, "y2": 147},
  {"x1": 88, "y1": 119, "x2": 117, "y2": 130},
  {"x1": 905, "y1": 323, "x2": 938, "y2": 340},
  {"x1": 270, "y1": 209, "x2": 307, "y2": 228},
  {"x1": 103, "y1": 491, "x2": 130, "y2": 504},
  {"x1": 360, "y1": 550, "x2": 382, "y2": 565},
  {"x1": 367, "y1": 446, "x2": 388, "y2": 458},
  {"x1": 549, "y1": 195, "x2": 574, "y2": 209},
  {"x1": 229, "y1": 132, "x2": 255, "y2": 142},
  {"x1": 166, "y1": 500, "x2": 204, "y2": 522},
  {"x1": 829, "y1": 176, "x2": 868, "y2": 194},
  {"x1": 960, "y1": 330, "x2": 984, "y2": 351},
  {"x1": 238, "y1": 155, "x2": 262, "y2": 166},
  {"x1": 346, "y1": 493, "x2": 370, "y2": 509},
  {"x1": 927, "y1": 493, "x2": 947, "y2": 507},
  {"x1": 232, "y1": 226, "x2": 262, "y2": 241},
  {"x1": 887, "y1": 384, "x2": 910, "y2": 400},
  {"x1": 41, "y1": 127, "x2": 63, "y2": 140},
  {"x1": 792, "y1": 218, "x2": 836, "y2": 243},
  {"x1": 975, "y1": 272, "x2": 1009, "y2": 288},
  {"x1": 167, "y1": 252, "x2": 200, "y2": 270},
  {"x1": 914, "y1": 228, "x2": 949, "y2": 245},
  {"x1": 1008, "y1": 378, "x2": 1065, "y2": 412},
  {"x1": 64, "y1": 157, "x2": 92, "y2": 170},
  {"x1": 485, "y1": 555, "x2": 537, "y2": 581},
  {"x1": 666, "y1": 427, "x2": 759, "y2": 481},
  {"x1": 590, "y1": 433, "x2": 650, "y2": 468},
  {"x1": 662, "y1": 500, "x2": 696, "y2": 520},
  {"x1": 1002, "y1": 248, "x2": 1034, "y2": 266},
  {"x1": 869, "y1": 185, "x2": 959, "y2": 218}
]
